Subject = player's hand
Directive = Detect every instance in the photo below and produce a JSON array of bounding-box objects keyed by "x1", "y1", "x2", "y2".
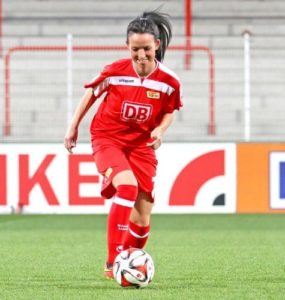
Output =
[
  {"x1": 147, "y1": 127, "x2": 163, "y2": 150},
  {"x1": 64, "y1": 126, "x2": 78, "y2": 154}
]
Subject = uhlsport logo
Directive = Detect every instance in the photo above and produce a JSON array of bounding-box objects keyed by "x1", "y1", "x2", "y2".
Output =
[
  {"x1": 269, "y1": 152, "x2": 285, "y2": 209},
  {"x1": 121, "y1": 101, "x2": 152, "y2": 123}
]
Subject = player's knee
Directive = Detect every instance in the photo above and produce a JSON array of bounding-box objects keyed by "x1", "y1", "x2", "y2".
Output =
[
  {"x1": 113, "y1": 170, "x2": 138, "y2": 187},
  {"x1": 116, "y1": 184, "x2": 138, "y2": 201}
]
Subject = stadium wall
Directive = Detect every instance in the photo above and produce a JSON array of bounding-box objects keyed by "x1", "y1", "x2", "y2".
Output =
[{"x1": 0, "y1": 143, "x2": 284, "y2": 214}]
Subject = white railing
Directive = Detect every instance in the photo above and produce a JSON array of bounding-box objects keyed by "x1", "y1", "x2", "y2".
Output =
[{"x1": 1, "y1": 35, "x2": 285, "y2": 142}]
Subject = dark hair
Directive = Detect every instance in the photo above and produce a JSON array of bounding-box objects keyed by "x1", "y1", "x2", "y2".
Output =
[{"x1": 126, "y1": 9, "x2": 172, "y2": 62}]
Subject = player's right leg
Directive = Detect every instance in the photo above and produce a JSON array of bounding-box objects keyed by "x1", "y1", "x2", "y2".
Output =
[
  {"x1": 105, "y1": 170, "x2": 138, "y2": 279},
  {"x1": 91, "y1": 140, "x2": 138, "y2": 279}
]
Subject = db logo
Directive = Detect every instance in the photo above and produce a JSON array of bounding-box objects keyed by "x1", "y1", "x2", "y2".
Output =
[{"x1": 121, "y1": 101, "x2": 152, "y2": 123}]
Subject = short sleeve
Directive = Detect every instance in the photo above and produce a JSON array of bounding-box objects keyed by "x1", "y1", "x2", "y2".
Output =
[
  {"x1": 164, "y1": 85, "x2": 183, "y2": 113},
  {"x1": 84, "y1": 64, "x2": 112, "y2": 98}
]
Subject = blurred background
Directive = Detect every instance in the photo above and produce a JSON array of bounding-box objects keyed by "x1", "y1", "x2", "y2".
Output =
[{"x1": 0, "y1": 0, "x2": 285, "y2": 143}]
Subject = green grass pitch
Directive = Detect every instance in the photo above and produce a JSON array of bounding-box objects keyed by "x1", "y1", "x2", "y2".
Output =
[{"x1": 1, "y1": 214, "x2": 285, "y2": 299}]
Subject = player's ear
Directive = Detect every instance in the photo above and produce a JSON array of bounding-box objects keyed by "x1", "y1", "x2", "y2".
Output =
[
  {"x1": 155, "y1": 39, "x2": 160, "y2": 50},
  {"x1": 126, "y1": 39, "x2": 130, "y2": 50},
  {"x1": 126, "y1": 34, "x2": 130, "y2": 46}
]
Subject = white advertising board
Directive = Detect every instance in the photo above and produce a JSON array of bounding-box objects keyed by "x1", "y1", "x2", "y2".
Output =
[{"x1": 0, "y1": 143, "x2": 236, "y2": 214}]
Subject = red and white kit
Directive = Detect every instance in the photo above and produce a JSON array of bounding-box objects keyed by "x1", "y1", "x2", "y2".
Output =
[{"x1": 85, "y1": 58, "x2": 183, "y2": 198}]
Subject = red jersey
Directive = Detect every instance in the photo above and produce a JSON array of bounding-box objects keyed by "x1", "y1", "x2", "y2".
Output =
[{"x1": 85, "y1": 58, "x2": 183, "y2": 146}]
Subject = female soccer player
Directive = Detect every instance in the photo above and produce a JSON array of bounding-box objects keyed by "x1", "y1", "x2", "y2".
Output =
[{"x1": 64, "y1": 9, "x2": 183, "y2": 278}]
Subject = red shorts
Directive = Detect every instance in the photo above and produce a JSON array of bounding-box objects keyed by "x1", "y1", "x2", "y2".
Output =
[{"x1": 91, "y1": 138, "x2": 158, "y2": 201}]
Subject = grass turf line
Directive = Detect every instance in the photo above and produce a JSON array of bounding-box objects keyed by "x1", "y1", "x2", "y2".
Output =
[{"x1": 0, "y1": 214, "x2": 285, "y2": 299}]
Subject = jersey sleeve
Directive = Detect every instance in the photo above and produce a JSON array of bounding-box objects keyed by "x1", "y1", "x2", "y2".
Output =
[
  {"x1": 84, "y1": 63, "x2": 112, "y2": 99},
  {"x1": 164, "y1": 83, "x2": 183, "y2": 113}
]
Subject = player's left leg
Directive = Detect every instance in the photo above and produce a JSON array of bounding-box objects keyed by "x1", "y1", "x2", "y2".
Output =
[
  {"x1": 122, "y1": 145, "x2": 157, "y2": 250},
  {"x1": 122, "y1": 191, "x2": 153, "y2": 249}
]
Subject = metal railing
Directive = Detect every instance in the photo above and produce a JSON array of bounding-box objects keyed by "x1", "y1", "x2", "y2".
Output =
[{"x1": 2, "y1": 42, "x2": 216, "y2": 139}]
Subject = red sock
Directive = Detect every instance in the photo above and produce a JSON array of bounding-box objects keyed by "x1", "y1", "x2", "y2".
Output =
[
  {"x1": 123, "y1": 221, "x2": 150, "y2": 250},
  {"x1": 106, "y1": 185, "x2": 138, "y2": 265}
]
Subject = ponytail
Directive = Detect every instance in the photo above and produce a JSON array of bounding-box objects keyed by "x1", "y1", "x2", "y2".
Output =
[{"x1": 126, "y1": 9, "x2": 172, "y2": 62}]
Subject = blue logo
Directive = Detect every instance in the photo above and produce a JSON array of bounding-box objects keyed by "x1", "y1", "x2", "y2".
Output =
[
  {"x1": 269, "y1": 152, "x2": 285, "y2": 209},
  {"x1": 280, "y1": 162, "x2": 285, "y2": 199}
]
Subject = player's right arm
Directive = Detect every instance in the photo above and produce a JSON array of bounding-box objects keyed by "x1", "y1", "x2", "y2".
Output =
[{"x1": 64, "y1": 88, "x2": 95, "y2": 153}]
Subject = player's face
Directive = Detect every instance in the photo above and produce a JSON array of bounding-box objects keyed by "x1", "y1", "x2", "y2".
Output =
[{"x1": 127, "y1": 33, "x2": 160, "y2": 77}]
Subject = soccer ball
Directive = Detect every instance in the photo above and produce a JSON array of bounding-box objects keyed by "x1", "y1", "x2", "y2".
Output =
[{"x1": 113, "y1": 248, "x2": 155, "y2": 288}]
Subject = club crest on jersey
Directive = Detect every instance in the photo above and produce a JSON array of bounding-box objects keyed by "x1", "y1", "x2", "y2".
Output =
[{"x1": 146, "y1": 91, "x2": 160, "y2": 99}]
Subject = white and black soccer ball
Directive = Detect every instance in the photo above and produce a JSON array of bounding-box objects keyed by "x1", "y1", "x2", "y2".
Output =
[{"x1": 113, "y1": 248, "x2": 155, "y2": 288}]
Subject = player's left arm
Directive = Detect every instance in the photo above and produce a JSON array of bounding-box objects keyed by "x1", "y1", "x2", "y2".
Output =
[{"x1": 147, "y1": 112, "x2": 174, "y2": 150}]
